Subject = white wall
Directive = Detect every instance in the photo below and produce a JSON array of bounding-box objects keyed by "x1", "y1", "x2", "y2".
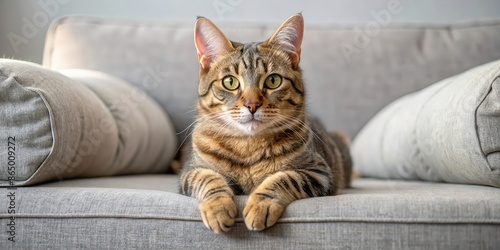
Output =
[{"x1": 1, "y1": 0, "x2": 500, "y2": 63}]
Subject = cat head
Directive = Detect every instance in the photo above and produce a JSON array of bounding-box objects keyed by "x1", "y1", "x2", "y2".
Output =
[{"x1": 194, "y1": 14, "x2": 305, "y2": 136}]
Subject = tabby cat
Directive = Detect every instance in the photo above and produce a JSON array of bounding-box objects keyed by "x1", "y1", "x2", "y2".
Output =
[{"x1": 180, "y1": 13, "x2": 352, "y2": 233}]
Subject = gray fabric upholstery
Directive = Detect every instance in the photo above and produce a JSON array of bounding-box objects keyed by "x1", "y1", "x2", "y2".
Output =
[
  {"x1": 352, "y1": 60, "x2": 500, "y2": 187},
  {"x1": 0, "y1": 60, "x2": 177, "y2": 186},
  {"x1": 1, "y1": 15, "x2": 498, "y2": 249},
  {"x1": 0, "y1": 62, "x2": 52, "y2": 182},
  {"x1": 43, "y1": 17, "x2": 500, "y2": 140},
  {"x1": 2, "y1": 218, "x2": 498, "y2": 249},
  {"x1": 60, "y1": 69, "x2": 178, "y2": 177},
  {"x1": 40, "y1": 174, "x2": 179, "y2": 192},
  {"x1": 1, "y1": 177, "x2": 499, "y2": 249}
]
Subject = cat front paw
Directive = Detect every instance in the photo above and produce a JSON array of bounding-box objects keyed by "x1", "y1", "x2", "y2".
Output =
[
  {"x1": 243, "y1": 194, "x2": 285, "y2": 231},
  {"x1": 199, "y1": 196, "x2": 237, "y2": 234}
]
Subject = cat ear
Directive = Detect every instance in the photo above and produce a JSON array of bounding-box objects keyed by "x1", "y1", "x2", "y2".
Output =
[
  {"x1": 194, "y1": 17, "x2": 234, "y2": 69},
  {"x1": 266, "y1": 13, "x2": 304, "y2": 69}
]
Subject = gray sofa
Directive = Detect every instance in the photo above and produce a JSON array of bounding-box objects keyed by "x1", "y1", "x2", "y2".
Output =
[{"x1": 1, "y1": 15, "x2": 500, "y2": 249}]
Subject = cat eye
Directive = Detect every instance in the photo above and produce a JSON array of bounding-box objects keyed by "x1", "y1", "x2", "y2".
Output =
[
  {"x1": 222, "y1": 76, "x2": 240, "y2": 90},
  {"x1": 265, "y1": 74, "x2": 282, "y2": 89}
]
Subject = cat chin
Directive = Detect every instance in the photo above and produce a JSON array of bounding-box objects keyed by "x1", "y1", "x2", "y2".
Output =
[{"x1": 234, "y1": 121, "x2": 265, "y2": 136}]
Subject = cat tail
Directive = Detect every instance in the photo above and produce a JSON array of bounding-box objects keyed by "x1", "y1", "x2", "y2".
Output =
[
  {"x1": 330, "y1": 131, "x2": 351, "y2": 147},
  {"x1": 329, "y1": 132, "x2": 355, "y2": 188},
  {"x1": 170, "y1": 160, "x2": 182, "y2": 174}
]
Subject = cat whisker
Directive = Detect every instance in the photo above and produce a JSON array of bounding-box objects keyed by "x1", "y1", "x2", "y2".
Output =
[
  {"x1": 198, "y1": 110, "x2": 232, "y2": 123},
  {"x1": 176, "y1": 110, "x2": 235, "y2": 155},
  {"x1": 174, "y1": 128, "x2": 195, "y2": 158},
  {"x1": 177, "y1": 111, "x2": 225, "y2": 135},
  {"x1": 273, "y1": 113, "x2": 327, "y2": 146},
  {"x1": 272, "y1": 115, "x2": 309, "y2": 145},
  {"x1": 177, "y1": 120, "x2": 198, "y2": 136},
  {"x1": 182, "y1": 108, "x2": 198, "y2": 114},
  {"x1": 289, "y1": 116, "x2": 327, "y2": 147},
  {"x1": 213, "y1": 119, "x2": 235, "y2": 139}
]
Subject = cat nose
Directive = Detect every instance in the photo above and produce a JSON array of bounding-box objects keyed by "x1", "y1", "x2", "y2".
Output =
[{"x1": 245, "y1": 101, "x2": 262, "y2": 114}]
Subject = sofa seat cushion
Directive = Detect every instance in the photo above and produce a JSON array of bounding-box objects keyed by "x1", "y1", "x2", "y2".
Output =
[{"x1": 1, "y1": 176, "x2": 498, "y2": 248}]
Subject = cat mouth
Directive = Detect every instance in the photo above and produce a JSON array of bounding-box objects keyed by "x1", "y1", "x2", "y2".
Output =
[
  {"x1": 237, "y1": 116, "x2": 266, "y2": 133},
  {"x1": 240, "y1": 116, "x2": 263, "y2": 124},
  {"x1": 240, "y1": 121, "x2": 262, "y2": 127}
]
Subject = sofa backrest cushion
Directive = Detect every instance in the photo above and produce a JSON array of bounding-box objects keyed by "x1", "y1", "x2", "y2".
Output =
[{"x1": 43, "y1": 17, "x2": 500, "y2": 140}]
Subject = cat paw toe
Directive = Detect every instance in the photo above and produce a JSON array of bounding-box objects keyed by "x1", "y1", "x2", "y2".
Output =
[
  {"x1": 199, "y1": 196, "x2": 237, "y2": 234},
  {"x1": 243, "y1": 196, "x2": 284, "y2": 231}
]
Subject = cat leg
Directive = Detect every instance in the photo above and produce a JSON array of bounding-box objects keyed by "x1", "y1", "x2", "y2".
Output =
[
  {"x1": 180, "y1": 168, "x2": 237, "y2": 233},
  {"x1": 243, "y1": 169, "x2": 331, "y2": 231}
]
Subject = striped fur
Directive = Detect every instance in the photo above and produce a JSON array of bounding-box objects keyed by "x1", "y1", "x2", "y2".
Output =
[{"x1": 180, "y1": 13, "x2": 352, "y2": 233}]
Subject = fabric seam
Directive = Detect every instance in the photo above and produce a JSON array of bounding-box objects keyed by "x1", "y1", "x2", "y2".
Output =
[
  {"x1": 1, "y1": 214, "x2": 498, "y2": 225},
  {"x1": 475, "y1": 76, "x2": 500, "y2": 170}
]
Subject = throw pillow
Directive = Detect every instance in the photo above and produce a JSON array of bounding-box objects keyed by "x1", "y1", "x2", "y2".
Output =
[
  {"x1": 0, "y1": 59, "x2": 177, "y2": 186},
  {"x1": 352, "y1": 60, "x2": 500, "y2": 187}
]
